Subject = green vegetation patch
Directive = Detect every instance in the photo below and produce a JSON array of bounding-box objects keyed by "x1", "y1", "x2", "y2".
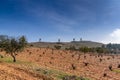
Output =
[
  {"x1": 35, "y1": 67, "x2": 67, "y2": 79},
  {"x1": 113, "y1": 69, "x2": 120, "y2": 73},
  {"x1": 61, "y1": 75, "x2": 90, "y2": 80},
  {"x1": 0, "y1": 56, "x2": 32, "y2": 64},
  {"x1": 34, "y1": 67, "x2": 90, "y2": 80},
  {"x1": 0, "y1": 56, "x2": 90, "y2": 80},
  {"x1": 0, "y1": 57, "x2": 13, "y2": 63}
]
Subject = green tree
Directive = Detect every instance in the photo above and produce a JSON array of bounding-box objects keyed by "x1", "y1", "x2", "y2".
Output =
[
  {"x1": 0, "y1": 36, "x2": 27, "y2": 62},
  {"x1": 19, "y1": 36, "x2": 27, "y2": 49}
]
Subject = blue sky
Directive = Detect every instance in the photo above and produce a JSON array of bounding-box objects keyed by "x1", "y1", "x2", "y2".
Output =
[{"x1": 0, "y1": 0, "x2": 120, "y2": 43}]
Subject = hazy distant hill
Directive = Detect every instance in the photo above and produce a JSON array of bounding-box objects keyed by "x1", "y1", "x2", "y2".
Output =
[{"x1": 29, "y1": 41, "x2": 103, "y2": 49}]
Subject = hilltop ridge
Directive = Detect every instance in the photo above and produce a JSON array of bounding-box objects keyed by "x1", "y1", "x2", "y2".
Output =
[{"x1": 29, "y1": 40, "x2": 103, "y2": 49}]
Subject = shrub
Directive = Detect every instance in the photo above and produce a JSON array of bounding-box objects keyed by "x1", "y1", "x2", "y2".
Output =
[
  {"x1": 107, "y1": 57, "x2": 110, "y2": 60},
  {"x1": 84, "y1": 55, "x2": 86, "y2": 59},
  {"x1": 43, "y1": 52, "x2": 45, "y2": 54},
  {"x1": 103, "y1": 73, "x2": 107, "y2": 77},
  {"x1": 72, "y1": 54, "x2": 74, "y2": 58},
  {"x1": 99, "y1": 58, "x2": 102, "y2": 62},
  {"x1": 39, "y1": 55, "x2": 42, "y2": 57},
  {"x1": 67, "y1": 46, "x2": 76, "y2": 51},
  {"x1": 26, "y1": 49, "x2": 29, "y2": 52},
  {"x1": 0, "y1": 54, "x2": 3, "y2": 58},
  {"x1": 30, "y1": 44, "x2": 33, "y2": 47},
  {"x1": 117, "y1": 64, "x2": 120, "y2": 68},
  {"x1": 54, "y1": 45, "x2": 61, "y2": 50},
  {"x1": 49, "y1": 61, "x2": 52, "y2": 64},
  {"x1": 29, "y1": 52, "x2": 32, "y2": 55},
  {"x1": 71, "y1": 64, "x2": 76, "y2": 70},
  {"x1": 79, "y1": 46, "x2": 89, "y2": 54},
  {"x1": 83, "y1": 62, "x2": 89, "y2": 66},
  {"x1": 109, "y1": 65, "x2": 112, "y2": 71}
]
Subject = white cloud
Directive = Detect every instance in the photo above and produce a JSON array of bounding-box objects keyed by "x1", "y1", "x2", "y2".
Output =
[
  {"x1": 102, "y1": 28, "x2": 120, "y2": 44},
  {"x1": 110, "y1": 28, "x2": 120, "y2": 38}
]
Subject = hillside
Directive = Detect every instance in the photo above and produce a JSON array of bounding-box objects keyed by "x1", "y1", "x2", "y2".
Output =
[
  {"x1": 16, "y1": 47, "x2": 120, "y2": 80},
  {"x1": 30, "y1": 41, "x2": 103, "y2": 49},
  {"x1": 0, "y1": 59, "x2": 54, "y2": 80},
  {"x1": 0, "y1": 47, "x2": 120, "y2": 80}
]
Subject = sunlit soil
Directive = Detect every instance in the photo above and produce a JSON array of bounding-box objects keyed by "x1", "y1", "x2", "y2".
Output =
[{"x1": 15, "y1": 47, "x2": 120, "y2": 80}]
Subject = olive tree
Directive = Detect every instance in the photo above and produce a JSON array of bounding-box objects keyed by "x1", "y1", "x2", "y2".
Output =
[{"x1": 0, "y1": 36, "x2": 27, "y2": 62}]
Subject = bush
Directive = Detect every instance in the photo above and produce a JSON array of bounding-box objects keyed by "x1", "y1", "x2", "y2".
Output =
[
  {"x1": 83, "y1": 62, "x2": 89, "y2": 66},
  {"x1": 67, "y1": 46, "x2": 76, "y2": 51},
  {"x1": 99, "y1": 58, "x2": 102, "y2": 62},
  {"x1": 117, "y1": 64, "x2": 120, "y2": 68},
  {"x1": 79, "y1": 46, "x2": 89, "y2": 54},
  {"x1": 54, "y1": 45, "x2": 61, "y2": 50},
  {"x1": 71, "y1": 64, "x2": 76, "y2": 70},
  {"x1": 103, "y1": 73, "x2": 107, "y2": 77},
  {"x1": 109, "y1": 65, "x2": 112, "y2": 71},
  {"x1": 0, "y1": 54, "x2": 3, "y2": 58}
]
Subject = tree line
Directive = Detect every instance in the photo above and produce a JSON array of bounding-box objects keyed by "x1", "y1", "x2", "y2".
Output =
[{"x1": 65, "y1": 46, "x2": 109, "y2": 54}]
